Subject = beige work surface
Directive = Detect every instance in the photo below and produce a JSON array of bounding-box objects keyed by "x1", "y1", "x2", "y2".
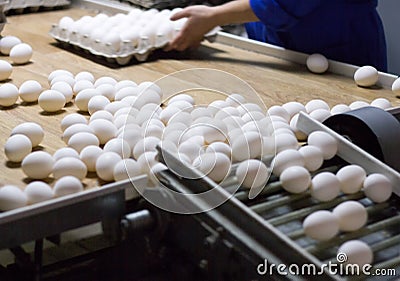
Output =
[{"x1": 0, "y1": 7, "x2": 398, "y2": 188}]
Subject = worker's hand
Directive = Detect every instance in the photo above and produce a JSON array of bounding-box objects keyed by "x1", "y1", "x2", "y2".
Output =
[{"x1": 164, "y1": 5, "x2": 219, "y2": 51}]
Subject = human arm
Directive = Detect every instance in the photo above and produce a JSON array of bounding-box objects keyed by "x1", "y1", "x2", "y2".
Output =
[{"x1": 165, "y1": 0, "x2": 258, "y2": 51}]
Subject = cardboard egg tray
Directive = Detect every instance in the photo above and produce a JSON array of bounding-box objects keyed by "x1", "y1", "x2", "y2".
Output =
[
  {"x1": 49, "y1": 8, "x2": 219, "y2": 65},
  {"x1": 3, "y1": 0, "x2": 71, "y2": 13}
]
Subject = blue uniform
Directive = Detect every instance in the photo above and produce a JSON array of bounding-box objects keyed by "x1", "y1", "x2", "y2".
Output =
[{"x1": 246, "y1": 0, "x2": 387, "y2": 71}]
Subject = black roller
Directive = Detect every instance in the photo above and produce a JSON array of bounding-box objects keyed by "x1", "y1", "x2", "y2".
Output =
[{"x1": 323, "y1": 106, "x2": 400, "y2": 171}]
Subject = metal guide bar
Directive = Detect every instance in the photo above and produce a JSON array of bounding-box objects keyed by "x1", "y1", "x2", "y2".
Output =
[{"x1": 296, "y1": 112, "x2": 400, "y2": 196}]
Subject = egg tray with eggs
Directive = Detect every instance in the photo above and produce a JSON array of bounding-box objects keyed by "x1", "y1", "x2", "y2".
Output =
[
  {"x1": 49, "y1": 8, "x2": 219, "y2": 65},
  {"x1": 2, "y1": 0, "x2": 71, "y2": 14}
]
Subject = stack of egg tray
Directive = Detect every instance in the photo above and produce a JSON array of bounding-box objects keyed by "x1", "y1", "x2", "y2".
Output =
[
  {"x1": 3, "y1": 0, "x2": 71, "y2": 13},
  {"x1": 49, "y1": 8, "x2": 219, "y2": 65}
]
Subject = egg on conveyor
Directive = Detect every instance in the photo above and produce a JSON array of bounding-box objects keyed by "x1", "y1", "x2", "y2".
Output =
[
  {"x1": 306, "y1": 53, "x2": 329, "y2": 74},
  {"x1": 0, "y1": 60, "x2": 12, "y2": 81},
  {"x1": 113, "y1": 158, "x2": 142, "y2": 182},
  {"x1": 193, "y1": 152, "x2": 231, "y2": 183},
  {"x1": 310, "y1": 172, "x2": 340, "y2": 202},
  {"x1": 354, "y1": 65, "x2": 379, "y2": 87},
  {"x1": 363, "y1": 173, "x2": 393, "y2": 203},
  {"x1": 21, "y1": 151, "x2": 54, "y2": 179},
  {"x1": 271, "y1": 149, "x2": 305, "y2": 177},
  {"x1": 54, "y1": 176, "x2": 84, "y2": 197},
  {"x1": 303, "y1": 210, "x2": 339, "y2": 241},
  {"x1": 53, "y1": 147, "x2": 80, "y2": 161},
  {"x1": 337, "y1": 240, "x2": 373, "y2": 267},
  {"x1": 235, "y1": 159, "x2": 269, "y2": 190},
  {"x1": 336, "y1": 165, "x2": 366, "y2": 194},
  {"x1": 80, "y1": 145, "x2": 103, "y2": 172},
  {"x1": 0, "y1": 83, "x2": 19, "y2": 107},
  {"x1": 307, "y1": 131, "x2": 337, "y2": 160},
  {"x1": 332, "y1": 200, "x2": 367, "y2": 232},
  {"x1": 68, "y1": 132, "x2": 100, "y2": 153},
  {"x1": 298, "y1": 145, "x2": 324, "y2": 172},
  {"x1": 280, "y1": 166, "x2": 311, "y2": 194},
  {"x1": 0, "y1": 185, "x2": 27, "y2": 211},
  {"x1": 4, "y1": 134, "x2": 32, "y2": 162},
  {"x1": 19, "y1": 80, "x2": 43, "y2": 103},
  {"x1": 370, "y1": 98, "x2": 392, "y2": 110},
  {"x1": 38, "y1": 89, "x2": 66, "y2": 112},
  {"x1": 24, "y1": 181, "x2": 54, "y2": 204},
  {"x1": 11, "y1": 122, "x2": 44, "y2": 147},
  {"x1": 0, "y1": 35, "x2": 22, "y2": 55},
  {"x1": 10, "y1": 43, "x2": 33, "y2": 65}
]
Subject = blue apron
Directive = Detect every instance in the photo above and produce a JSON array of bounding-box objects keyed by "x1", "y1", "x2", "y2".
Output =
[{"x1": 246, "y1": 0, "x2": 387, "y2": 71}]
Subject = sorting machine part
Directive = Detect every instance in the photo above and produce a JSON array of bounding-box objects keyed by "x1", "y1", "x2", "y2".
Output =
[{"x1": 323, "y1": 106, "x2": 400, "y2": 172}]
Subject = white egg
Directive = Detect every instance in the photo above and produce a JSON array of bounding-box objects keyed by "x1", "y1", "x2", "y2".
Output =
[
  {"x1": 337, "y1": 240, "x2": 373, "y2": 267},
  {"x1": 178, "y1": 141, "x2": 203, "y2": 162},
  {"x1": 305, "y1": 99, "x2": 330, "y2": 113},
  {"x1": 0, "y1": 60, "x2": 12, "y2": 81},
  {"x1": 168, "y1": 94, "x2": 195, "y2": 106},
  {"x1": 363, "y1": 173, "x2": 392, "y2": 203},
  {"x1": 38, "y1": 90, "x2": 66, "y2": 112},
  {"x1": 10, "y1": 43, "x2": 33, "y2": 64},
  {"x1": 298, "y1": 145, "x2": 324, "y2": 172},
  {"x1": 114, "y1": 86, "x2": 140, "y2": 101},
  {"x1": 310, "y1": 172, "x2": 340, "y2": 202},
  {"x1": 11, "y1": 122, "x2": 44, "y2": 147},
  {"x1": 137, "y1": 81, "x2": 162, "y2": 97},
  {"x1": 132, "y1": 136, "x2": 160, "y2": 159},
  {"x1": 136, "y1": 151, "x2": 158, "y2": 173},
  {"x1": 4, "y1": 134, "x2": 32, "y2": 162},
  {"x1": 0, "y1": 36, "x2": 22, "y2": 55},
  {"x1": 75, "y1": 71, "x2": 95, "y2": 83},
  {"x1": 118, "y1": 126, "x2": 143, "y2": 150},
  {"x1": 274, "y1": 133, "x2": 299, "y2": 153},
  {"x1": 280, "y1": 166, "x2": 310, "y2": 193},
  {"x1": 307, "y1": 131, "x2": 337, "y2": 160},
  {"x1": 235, "y1": 159, "x2": 269, "y2": 189},
  {"x1": 336, "y1": 165, "x2": 366, "y2": 194},
  {"x1": 303, "y1": 210, "x2": 339, "y2": 241},
  {"x1": 306, "y1": 53, "x2": 329, "y2": 74},
  {"x1": 19, "y1": 80, "x2": 42, "y2": 103},
  {"x1": 21, "y1": 151, "x2": 54, "y2": 179},
  {"x1": 90, "y1": 110, "x2": 114, "y2": 123},
  {"x1": 370, "y1": 98, "x2": 392, "y2": 109},
  {"x1": 58, "y1": 16, "x2": 74, "y2": 30},
  {"x1": 103, "y1": 138, "x2": 131, "y2": 158},
  {"x1": 113, "y1": 158, "x2": 142, "y2": 181},
  {"x1": 62, "y1": 123, "x2": 93, "y2": 143},
  {"x1": 134, "y1": 90, "x2": 162, "y2": 109},
  {"x1": 331, "y1": 104, "x2": 351, "y2": 115},
  {"x1": 75, "y1": 89, "x2": 99, "y2": 112},
  {"x1": 333, "y1": 200, "x2": 367, "y2": 231},
  {"x1": 96, "y1": 83, "x2": 116, "y2": 101},
  {"x1": 115, "y1": 80, "x2": 138, "y2": 92},
  {"x1": 104, "y1": 101, "x2": 129, "y2": 115},
  {"x1": 0, "y1": 83, "x2": 19, "y2": 107},
  {"x1": 53, "y1": 147, "x2": 80, "y2": 161},
  {"x1": 193, "y1": 152, "x2": 231, "y2": 183},
  {"x1": 48, "y1": 69, "x2": 74, "y2": 83},
  {"x1": 191, "y1": 107, "x2": 213, "y2": 120},
  {"x1": 271, "y1": 149, "x2": 304, "y2": 176},
  {"x1": 289, "y1": 113, "x2": 308, "y2": 141},
  {"x1": 392, "y1": 77, "x2": 400, "y2": 94},
  {"x1": 53, "y1": 157, "x2": 87, "y2": 180},
  {"x1": 60, "y1": 113, "x2": 87, "y2": 132},
  {"x1": 54, "y1": 176, "x2": 84, "y2": 197},
  {"x1": 354, "y1": 65, "x2": 379, "y2": 87},
  {"x1": 206, "y1": 142, "x2": 231, "y2": 157},
  {"x1": 88, "y1": 95, "x2": 110, "y2": 115},
  {"x1": 167, "y1": 111, "x2": 192, "y2": 127},
  {"x1": 349, "y1": 100, "x2": 369, "y2": 110},
  {"x1": 94, "y1": 76, "x2": 117, "y2": 87},
  {"x1": 96, "y1": 152, "x2": 122, "y2": 181},
  {"x1": 79, "y1": 145, "x2": 103, "y2": 172},
  {"x1": 24, "y1": 181, "x2": 54, "y2": 204},
  {"x1": 143, "y1": 124, "x2": 163, "y2": 139},
  {"x1": 88, "y1": 119, "x2": 117, "y2": 145},
  {"x1": 282, "y1": 101, "x2": 306, "y2": 119},
  {"x1": 50, "y1": 75, "x2": 75, "y2": 88},
  {"x1": 237, "y1": 103, "x2": 264, "y2": 116},
  {"x1": 231, "y1": 131, "x2": 262, "y2": 162},
  {"x1": 0, "y1": 185, "x2": 27, "y2": 211},
  {"x1": 267, "y1": 105, "x2": 290, "y2": 122},
  {"x1": 309, "y1": 108, "x2": 331, "y2": 122},
  {"x1": 51, "y1": 81, "x2": 73, "y2": 103},
  {"x1": 68, "y1": 132, "x2": 99, "y2": 153}
]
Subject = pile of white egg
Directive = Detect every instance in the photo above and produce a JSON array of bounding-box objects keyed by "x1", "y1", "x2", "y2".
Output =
[{"x1": 53, "y1": 8, "x2": 189, "y2": 59}]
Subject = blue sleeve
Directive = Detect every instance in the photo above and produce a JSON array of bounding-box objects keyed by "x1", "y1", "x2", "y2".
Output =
[{"x1": 249, "y1": 0, "x2": 323, "y2": 31}]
